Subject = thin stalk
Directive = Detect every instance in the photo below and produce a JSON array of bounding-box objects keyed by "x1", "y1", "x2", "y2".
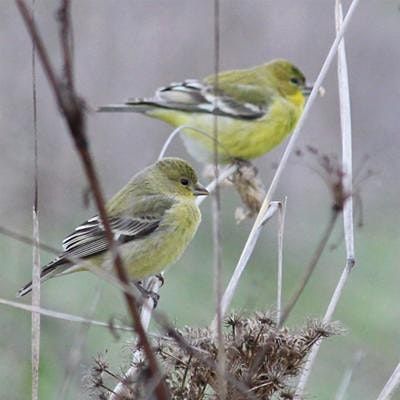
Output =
[
  {"x1": 280, "y1": 209, "x2": 339, "y2": 325},
  {"x1": 295, "y1": 2, "x2": 356, "y2": 397},
  {"x1": 60, "y1": 284, "x2": 105, "y2": 400},
  {"x1": 30, "y1": 1, "x2": 40, "y2": 397},
  {"x1": 211, "y1": 1, "x2": 226, "y2": 398},
  {"x1": 0, "y1": 298, "x2": 134, "y2": 331},
  {"x1": 276, "y1": 197, "x2": 287, "y2": 327},
  {"x1": 31, "y1": 210, "x2": 40, "y2": 400},
  {"x1": 376, "y1": 362, "x2": 400, "y2": 400},
  {"x1": 158, "y1": 125, "x2": 232, "y2": 160},
  {"x1": 335, "y1": 351, "x2": 364, "y2": 400},
  {"x1": 210, "y1": 202, "x2": 280, "y2": 331}
]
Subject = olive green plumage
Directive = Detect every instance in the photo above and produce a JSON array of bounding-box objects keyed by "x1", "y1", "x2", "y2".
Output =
[
  {"x1": 18, "y1": 158, "x2": 208, "y2": 297},
  {"x1": 98, "y1": 59, "x2": 311, "y2": 163}
]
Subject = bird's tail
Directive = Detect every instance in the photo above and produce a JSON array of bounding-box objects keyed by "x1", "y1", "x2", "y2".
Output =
[
  {"x1": 97, "y1": 99, "x2": 159, "y2": 114},
  {"x1": 17, "y1": 259, "x2": 72, "y2": 297}
]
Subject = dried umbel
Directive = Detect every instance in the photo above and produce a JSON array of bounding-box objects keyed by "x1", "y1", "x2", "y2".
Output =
[
  {"x1": 202, "y1": 160, "x2": 266, "y2": 223},
  {"x1": 231, "y1": 161, "x2": 267, "y2": 223},
  {"x1": 86, "y1": 312, "x2": 342, "y2": 399}
]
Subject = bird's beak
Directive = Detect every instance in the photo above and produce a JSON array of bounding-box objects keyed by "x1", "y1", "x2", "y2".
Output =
[
  {"x1": 302, "y1": 84, "x2": 313, "y2": 96},
  {"x1": 193, "y1": 183, "x2": 209, "y2": 196}
]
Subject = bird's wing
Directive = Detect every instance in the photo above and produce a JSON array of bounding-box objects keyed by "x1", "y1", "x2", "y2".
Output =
[
  {"x1": 60, "y1": 215, "x2": 161, "y2": 260},
  {"x1": 126, "y1": 78, "x2": 267, "y2": 120}
]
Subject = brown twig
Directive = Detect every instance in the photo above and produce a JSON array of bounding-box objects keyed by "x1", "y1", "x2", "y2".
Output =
[
  {"x1": 57, "y1": 0, "x2": 74, "y2": 88},
  {"x1": 15, "y1": 1, "x2": 169, "y2": 399}
]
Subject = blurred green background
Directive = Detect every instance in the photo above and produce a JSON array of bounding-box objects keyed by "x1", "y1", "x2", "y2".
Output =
[{"x1": 1, "y1": 0, "x2": 400, "y2": 399}]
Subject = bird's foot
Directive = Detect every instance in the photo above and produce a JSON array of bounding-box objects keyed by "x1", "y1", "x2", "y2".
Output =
[
  {"x1": 134, "y1": 281, "x2": 160, "y2": 309},
  {"x1": 232, "y1": 158, "x2": 258, "y2": 174},
  {"x1": 155, "y1": 273, "x2": 164, "y2": 287}
]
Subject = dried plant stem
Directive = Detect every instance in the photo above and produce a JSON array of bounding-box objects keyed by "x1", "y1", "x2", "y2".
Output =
[
  {"x1": 336, "y1": 3, "x2": 355, "y2": 263},
  {"x1": 57, "y1": 0, "x2": 74, "y2": 87},
  {"x1": 158, "y1": 126, "x2": 186, "y2": 160},
  {"x1": 30, "y1": 1, "x2": 40, "y2": 397},
  {"x1": 197, "y1": 165, "x2": 237, "y2": 206},
  {"x1": 158, "y1": 125, "x2": 228, "y2": 160},
  {"x1": 376, "y1": 362, "x2": 400, "y2": 400},
  {"x1": 295, "y1": 2, "x2": 356, "y2": 397},
  {"x1": 0, "y1": 298, "x2": 134, "y2": 331},
  {"x1": 31, "y1": 210, "x2": 40, "y2": 400},
  {"x1": 210, "y1": 201, "x2": 280, "y2": 331},
  {"x1": 211, "y1": 1, "x2": 226, "y2": 398},
  {"x1": 280, "y1": 209, "x2": 339, "y2": 325},
  {"x1": 276, "y1": 197, "x2": 287, "y2": 327},
  {"x1": 15, "y1": 2, "x2": 168, "y2": 398},
  {"x1": 60, "y1": 284, "x2": 105, "y2": 400},
  {"x1": 335, "y1": 351, "x2": 364, "y2": 400}
]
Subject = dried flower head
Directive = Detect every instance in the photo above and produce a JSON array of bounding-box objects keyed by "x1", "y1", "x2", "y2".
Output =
[
  {"x1": 231, "y1": 160, "x2": 266, "y2": 223},
  {"x1": 90, "y1": 312, "x2": 342, "y2": 399}
]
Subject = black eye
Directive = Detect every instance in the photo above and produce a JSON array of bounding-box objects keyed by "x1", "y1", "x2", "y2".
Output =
[
  {"x1": 290, "y1": 77, "x2": 300, "y2": 85},
  {"x1": 180, "y1": 178, "x2": 189, "y2": 186}
]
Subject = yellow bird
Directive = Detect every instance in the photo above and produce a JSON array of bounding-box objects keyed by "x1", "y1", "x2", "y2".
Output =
[
  {"x1": 18, "y1": 158, "x2": 208, "y2": 297},
  {"x1": 99, "y1": 59, "x2": 312, "y2": 164}
]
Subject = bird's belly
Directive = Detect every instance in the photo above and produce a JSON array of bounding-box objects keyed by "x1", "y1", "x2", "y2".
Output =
[
  {"x1": 150, "y1": 104, "x2": 300, "y2": 163},
  {"x1": 100, "y1": 203, "x2": 200, "y2": 281}
]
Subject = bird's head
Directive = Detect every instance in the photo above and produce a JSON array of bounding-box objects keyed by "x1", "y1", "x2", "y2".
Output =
[
  {"x1": 153, "y1": 157, "x2": 209, "y2": 198},
  {"x1": 266, "y1": 59, "x2": 312, "y2": 105}
]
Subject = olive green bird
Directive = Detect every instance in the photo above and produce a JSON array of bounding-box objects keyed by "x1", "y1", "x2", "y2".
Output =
[
  {"x1": 18, "y1": 158, "x2": 208, "y2": 297},
  {"x1": 98, "y1": 59, "x2": 312, "y2": 164}
]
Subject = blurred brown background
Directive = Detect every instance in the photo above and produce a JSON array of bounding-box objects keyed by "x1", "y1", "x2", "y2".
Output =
[{"x1": 1, "y1": 1, "x2": 400, "y2": 399}]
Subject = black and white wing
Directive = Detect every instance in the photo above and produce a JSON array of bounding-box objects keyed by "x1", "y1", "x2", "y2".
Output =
[
  {"x1": 131, "y1": 79, "x2": 266, "y2": 119},
  {"x1": 61, "y1": 215, "x2": 160, "y2": 260},
  {"x1": 98, "y1": 79, "x2": 266, "y2": 120},
  {"x1": 16, "y1": 215, "x2": 161, "y2": 297}
]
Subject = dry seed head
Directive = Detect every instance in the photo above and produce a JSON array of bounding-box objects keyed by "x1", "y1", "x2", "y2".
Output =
[
  {"x1": 231, "y1": 160, "x2": 267, "y2": 223},
  {"x1": 90, "y1": 312, "x2": 342, "y2": 399}
]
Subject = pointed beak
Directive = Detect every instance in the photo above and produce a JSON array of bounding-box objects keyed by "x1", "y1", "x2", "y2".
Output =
[
  {"x1": 193, "y1": 182, "x2": 209, "y2": 196},
  {"x1": 302, "y1": 84, "x2": 313, "y2": 96}
]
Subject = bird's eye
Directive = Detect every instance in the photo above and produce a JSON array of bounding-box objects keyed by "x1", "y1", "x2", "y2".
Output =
[
  {"x1": 180, "y1": 178, "x2": 189, "y2": 186},
  {"x1": 290, "y1": 77, "x2": 300, "y2": 85}
]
